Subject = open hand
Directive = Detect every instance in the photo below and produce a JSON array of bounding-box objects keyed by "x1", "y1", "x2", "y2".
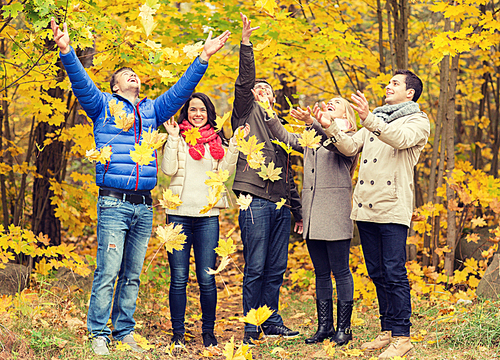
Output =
[
  {"x1": 290, "y1": 107, "x2": 314, "y2": 125},
  {"x1": 200, "y1": 30, "x2": 231, "y2": 61},
  {"x1": 313, "y1": 102, "x2": 333, "y2": 128},
  {"x1": 50, "y1": 17, "x2": 70, "y2": 54},
  {"x1": 241, "y1": 13, "x2": 259, "y2": 46},
  {"x1": 164, "y1": 118, "x2": 180, "y2": 137},
  {"x1": 350, "y1": 90, "x2": 370, "y2": 121}
]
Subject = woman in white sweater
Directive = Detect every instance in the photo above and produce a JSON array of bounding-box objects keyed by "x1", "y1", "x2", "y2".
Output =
[{"x1": 161, "y1": 93, "x2": 249, "y2": 349}]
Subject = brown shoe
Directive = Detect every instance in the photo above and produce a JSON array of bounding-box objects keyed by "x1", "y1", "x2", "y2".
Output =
[
  {"x1": 360, "y1": 331, "x2": 391, "y2": 351},
  {"x1": 378, "y1": 336, "x2": 413, "y2": 359}
]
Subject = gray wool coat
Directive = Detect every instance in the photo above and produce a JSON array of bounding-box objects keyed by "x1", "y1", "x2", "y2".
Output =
[{"x1": 266, "y1": 116, "x2": 355, "y2": 241}]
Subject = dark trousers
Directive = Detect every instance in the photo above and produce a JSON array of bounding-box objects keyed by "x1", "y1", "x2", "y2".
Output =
[
  {"x1": 306, "y1": 239, "x2": 354, "y2": 301},
  {"x1": 356, "y1": 221, "x2": 412, "y2": 337}
]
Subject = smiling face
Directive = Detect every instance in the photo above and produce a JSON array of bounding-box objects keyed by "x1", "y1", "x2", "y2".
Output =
[
  {"x1": 385, "y1": 74, "x2": 414, "y2": 105},
  {"x1": 187, "y1": 97, "x2": 208, "y2": 127},
  {"x1": 326, "y1": 97, "x2": 348, "y2": 119},
  {"x1": 254, "y1": 82, "x2": 275, "y2": 105},
  {"x1": 112, "y1": 69, "x2": 141, "y2": 94}
]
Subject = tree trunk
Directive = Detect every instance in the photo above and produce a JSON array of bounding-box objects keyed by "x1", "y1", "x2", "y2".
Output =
[
  {"x1": 377, "y1": 0, "x2": 385, "y2": 74},
  {"x1": 389, "y1": 0, "x2": 409, "y2": 69}
]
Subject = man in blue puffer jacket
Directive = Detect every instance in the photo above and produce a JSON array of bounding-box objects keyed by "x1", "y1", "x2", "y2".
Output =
[{"x1": 51, "y1": 18, "x2": 230, "y2": 355}]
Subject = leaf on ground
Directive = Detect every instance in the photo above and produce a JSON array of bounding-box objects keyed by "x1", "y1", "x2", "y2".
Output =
[
  {"x1": 115, "y1": 341, "x2": 132, "y2": 351},
  {"x1": 222, "y1": 336, "x2": 252, "y2": 360},
  {"x1": 133, "y1": 333, "x2": 155, "y2": 350},
  {"x1": 156, "y1": 223, "x2": 186, "y2": 253},
  {"x1": 258, "y1": 161, "x2": 282, "y2": 182}
]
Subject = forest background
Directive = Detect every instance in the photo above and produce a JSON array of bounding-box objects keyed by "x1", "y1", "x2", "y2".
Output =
[{"x1": 0, "y1": 0, "x2": 500, "y2": 359}]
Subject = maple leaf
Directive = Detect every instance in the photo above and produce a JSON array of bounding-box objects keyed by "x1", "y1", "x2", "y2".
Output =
[
  {"x1": 199, "y1": 186, "x2": 224, "y2": 215},
  {"x1": 241, "y1": 305, "x2": 273, "y2": 326},
  {"x1": 183, "y1": 41, "x2": 204, "y2": 59},
  {"x1": 275, "y1": 198, "x2": 286, "y2": 210},
  {"x1": 254, "y1": 38, "x2": 273, "y2": 52},
  {"x1": 158, "y1": 69, "x2": 177, "y2": 85},
  {"x1": 183, "y1": 127, "x2": 201, "y2": 146},
  {"x1": 471, "y1": 217, "x2": 487, "y2": 229},
  {"x1": 247, "y1": 151, "x2": 266, "y2": 169},
  {"x1": 156, "y1": 223, "x2": 186, "y2": 253},
  {"x1": 215, "y1": 112, "x2": 231, "y2": 132},
  {"x1": 236, "y1": 194, "x2": 253, "y2": 211},
  {"x1": 115, "y1": 341, "x2": 132, "y2": 351},
  {"x1": 130, "y1": 142, "x2": 155, "y2": 166},
  {"x1": 108, "y1": 99, "x2": 124, "y2": 117},
  {"x1": 271, "y1": 139, "x2": 293, "y2": 154},
  {"x1": 206, "y1": 255, "x2": 231, "y2": 275},
  {"x1": 258, "y1": 161, "x2": 282, "y2": 182},
  {"x1": 86, "y1": 146, "x2": 112, "y2": 164},
  {"x1": 133, "y1": 333, "x2": 155, "y2": 350},
  {"x1": 257, "y1": 100, "x2": 275, "y2": 118},
  {"x1": 159, "y1": 189, "x2": 183, "y2": 210},
  {"x1": 298, "y1": 129, "x2": 321, "y2": 149},
  {"x1": 115, "y1": 112, "x2": 135, "y2": 132},
  {"x1": 465, "y1": 233, "x2": 480, "y2": 243},
  {"x1": 223, "y1": 336, "x2": 252, "y2": 360},
  {"x1": 236, "y1": 135, "x2": 265, "y2": 156},
  {"x1": 255, "y1": 0, "x2": 278, "y2": 16},
  {"x1": 205, "y1": 169, "x2": 230, "y2": 188},
  {"x1": 142, "y1": 126, "x2": 167, "y2": 149},
  {"x1": 35, "y1": 258, "x2": 51, "y2": 276},
  {"x1": 215, "y1": 238, "x2": 237, "y2": 257}
]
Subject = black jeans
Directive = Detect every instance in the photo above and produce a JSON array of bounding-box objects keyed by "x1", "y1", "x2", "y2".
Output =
[
  {"x1": 356, "y1": 221, "x2": 412, "y2": 337},
  {"x1": 306, "y1": 238, "x2": 354, "y2": 302}
]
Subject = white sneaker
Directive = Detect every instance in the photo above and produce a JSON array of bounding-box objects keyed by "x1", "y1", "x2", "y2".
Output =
[{"x1": 91, "y1": 336, "x2": 109, "y2": 356}]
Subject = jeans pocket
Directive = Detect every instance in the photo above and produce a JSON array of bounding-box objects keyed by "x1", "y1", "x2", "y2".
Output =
[{"x1": 98, "y1": 196, "x2": 123, "y2": 209}]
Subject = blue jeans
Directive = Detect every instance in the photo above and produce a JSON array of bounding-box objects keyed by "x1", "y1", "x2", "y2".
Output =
[
  {"x1": 87, "y1": 195, "x2": 153, "y2": 341},
  {"x1": 167, "y1": 215, "x2": 219, "y2": 334},
  {"x1": 239, "y1": 197, "x2": 291, "y2": 332},
  {"x1": 356, "y1": 221, "x2": 412, "y2": 337},
  {"x1": 306, "y1": 239, "x2": 354, "y2": 302}
]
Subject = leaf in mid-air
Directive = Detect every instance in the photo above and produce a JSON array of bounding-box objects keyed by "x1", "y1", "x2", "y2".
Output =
[
  {"x1": 130, "y1": 142, "x2": 155, "y2": 166},
  {"x1": 247, "y1": 151, "x2": 266, "y2": 169},
  {"x1": 241, "y1": 305, "x2": 274, "y2": 326},
  {"x1": 275, "y1": 198, "x2": 286, "y2": 210},
  {"x1": 206, "y1": 256, "x2": 231, "y2": 275},
  {"x1": 258, "y1": 161, "x2": 282, "y2": 182},
  {"x1": 205, "y1": 169, "x2": 230, "y2": 188},
  {"x1": 236, "y1": 194, "x2": 253, "y2": 211},
  {"x1": 298, "y1": 129, "x2": 321, "y2": 149},
  {"x1": 214, "y1": 238, "x2": 237, "y2": 257},
  {"x1": 156, "y1": 223, "x2": 186, "y2": 253},
  {"x1": 183, "y1": 127, "x2": 201, "y2": 146},
  {"x1": 215, "y1": 112, "x2": 231, "y2": 132},
  {"x1": 159, "y1": 189, "x2": 183, "y2": 210}
]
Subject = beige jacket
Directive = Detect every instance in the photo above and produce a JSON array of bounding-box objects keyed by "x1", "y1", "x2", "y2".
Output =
[
  {"x1": 161, "y1": 135, "x2": 239, "y2": 210},
  {"x1": 323, "y1": 110, "x2": 430, "y2": 227}
]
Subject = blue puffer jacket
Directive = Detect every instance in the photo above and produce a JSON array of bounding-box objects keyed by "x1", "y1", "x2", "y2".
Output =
[{"x1": 60, "y1": 47, "x2": 208, "y2": 191}]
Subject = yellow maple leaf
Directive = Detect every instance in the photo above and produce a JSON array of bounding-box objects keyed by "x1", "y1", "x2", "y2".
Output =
[
  {"x1": 236, "y1": 135, "x2": 265, "y2": 156},
  {"x1": 85, "y1": 148, "x2": 100, "y2": 163},
  {"x1": 236, "y1": 194, "x2": 253, "y2": 211},
  {"x1": 156, "y1": 223, "x2": 186, "y2": 253},
  {"x1": 183, "y1": 41, "x2": 204, "y2": 59},
  {"x1": 206, "y1": 255, "x2": 231, "y2": 275},
  {"x1": 465, "y1": 233, "x2": 480, "y2": 243},
  {"x1": 199, "y1": 186, "x2": 224, "y2": 215},
  {"x1": 115, "y1": 341, "x2": 132, "y2": 351},
  {"x1": 142, "y1": 126, "x2": 167, "y2": 150},
  {"x1": 159, "y1": 189, "x2": 183, "y2": 210},
  {"x1": 257, "y1": 100, "x2": 275, "y2": 118},
  {"x1": 241, "y1": 305, "x2": 273, "y2": 327},
  {"x1": 341, "y1": 348, "x2": 365, "y2": 357},
  {"x1": 323, "y1": 340, "x2": 336, "y2": 356},
  {"x1": 130, "y1": 142, "x2": 155, "y2": 166},
  {"x1": 108, "y1": 99, "x2": 124, "y2": 117},
  {"x1": 139, "y1": 4, "x2": 158, "y2": 37},
  {"x1": 133, "y1": 333, "x2": 155, "y2": 350},
  {"x1": 222, "y1": 336, "x2": 252, "y2": 360},
  {"x1": 247, "y1": 151, "x2": 266, "y2": 169},
  {"x1": 275, "y1": 198, "x2": 286, "y2": 210},
  {"x1": 258, "y1": 161, "x2": 282, "y2": 182},
  {"x1": 255, "y1": 0, "x2": 278, "y2": 16},
  {"x1": 215, "y1": 238, "x2": 237, "y2": 257},
  {"x1": 183, "y1": 127, "x2": 201, "y2": 146},
  {"x1": 215, "y1": 112, "x2": 231, "y2": 132},
  {"x1": 298, "y1": 129, "x2": 321, "y2": 149},
  {"x1": 471, "y1": 217, "x2": 487, "y2": 229},
  {"x1": 205, "y1": 169, "x2": 230, "y2": 188},
  {"x1": 98, "y1": 146, "x2": 112, "y2": 164},
  {"x1": 35, "y1": 258, "x2": 52, "y2": 276},
  {"x1": 115, "y1": 112, "x2": 135, "y2": 132},
  {"x1": 254, "y1": 38, "x2": 273, "y2": 52}
]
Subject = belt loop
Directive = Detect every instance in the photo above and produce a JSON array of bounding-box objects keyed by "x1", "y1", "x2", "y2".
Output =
[
  {"x1": 142, "y1": 195, "x2": 146, "y2": 205},
  {"x1": 122, "y1": 193, "x2": 126, "y2": 202}
]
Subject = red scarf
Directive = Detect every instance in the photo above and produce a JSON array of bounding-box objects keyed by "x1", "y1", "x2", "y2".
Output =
[{"x1": 178, "y1": 122, "x2": 225, "y2": 160}]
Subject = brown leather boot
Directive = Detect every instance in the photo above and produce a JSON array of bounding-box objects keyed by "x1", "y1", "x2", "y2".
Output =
[
  {"x1": 360, "y1": 331, "x2": 391, "y2": 351},
  {"x1": 378, "y1": 336, "x2": 413, "y2": 359}
]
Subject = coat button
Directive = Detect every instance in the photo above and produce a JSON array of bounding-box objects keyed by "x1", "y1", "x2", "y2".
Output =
[
  {"x1": 369, "y1": 204, "x2": 373, "y2": 208},
  {"x1": 312, "y1": 150, "x2": 315, "y2": 155},
  {"x1": 358, "y1": 203, "x2": 362, "y2": 207},
  {"x1": 370, "y1": 180, "x2": 374, "y2": 185},
  {"x1": 370, "y1": 137, "x2": 374, "y2": 142},
  {"x1": 373, "y1": 158, "x2": 377, "y2": 163},
  {"x1": 311, "y1": 186, "x2": 313, "y2": 191},
  {"x1": 360, "y1": 180, "x2": 364, "y2": 185},
  {"x1": 312, "y1": 168, "x2": 315, "y2": 173},
  {"x1": 363, "y1": 159, "x2": 367, "y2": 164},
  {"x1": 387, "y1": 181, "x2": 391, "y2": 185}
]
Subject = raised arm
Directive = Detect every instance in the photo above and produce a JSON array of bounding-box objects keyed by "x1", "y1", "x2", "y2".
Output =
[
  {"x1": 231, "y1": 13, "x2": 260, "y2": 128},
  {"x1": 265, "y1": 115, "x2": 303, "y2": 153}
]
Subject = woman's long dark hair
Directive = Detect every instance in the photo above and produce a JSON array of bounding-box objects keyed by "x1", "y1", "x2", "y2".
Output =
[{"x1": 177, "y1": 92, "x2": 229, "y2": 146}]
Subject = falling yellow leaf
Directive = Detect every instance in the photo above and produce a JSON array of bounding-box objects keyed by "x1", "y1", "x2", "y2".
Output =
[
  {"x1": 241, "y1": 305, "x2": 273, "y2": 327},
  {"x1": 108, "y1": 99, "x2": 124, "y2": 117},
  {"x1": 183, "y1": 41, "x2": 204, "y2": 59},
  {"x1": 183, "y1": 127, "x2": 201, "y2": 146},
  {"x1": 199, "y1": 186, "x2": 224, "y2": 215},
  {"x1": 130, "y1": 142, "x2": 155, "y2": 166},
  {"x1": 139, "y1": 3, "x2": 158, "y2": 37},
  {"x1": 257, "y1": 100, "x2": 275, "y2": 118},
  {"x1": 159, "y1": 189, "x2": 183, "y2": 210},
  {"x1": 215, "y1": 238, "x2": 237, "y2": 257},
  {"x1": 86, "y1": 146, "x2": 112, "y2": 164},
  {"x1": 254, "y1": 38, "x2": 273, "y2": 51},
  {"x1": 255, "y1": 0, "x2": 278, "y2": 16},
  {"x1": 258, "y1": 161, "x2": 282, "y2": 182},
  {"x1": 206, "y1": 256, "x2": 231, "y2": 275},
  {"x1": 236, "y1": 135, "x2": 265, "y2": 156},
  {"x1": 142, "y1": 126, "x2": 167, "y2": 150},
  {"x1": 205, "y1": 169, "x2": 230, "y2": 188},
  {"x1": 298, "y1": 129, "x2": 321, "y2": 149},
  {"x1": 236, "y1": 194, "x2": 253, "y2": 211},
  {"x1": 215, "y1": 112, "x2": 231, "y2": 132},
  {"x1": 156, "y1": 223, "x2": 186, "y2": 253},
  {"x1": 247, "y1": 151, "x2": 266, "y2": 169},
  {"x1": 275, "y1": 198, "x2": 286, "y2": 210}
]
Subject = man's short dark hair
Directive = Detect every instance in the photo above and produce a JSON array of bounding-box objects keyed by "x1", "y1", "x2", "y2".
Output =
[
  {"x1": 255, "y1": 78, "x2": 274, "y2": 95},
  {"x1": 110, "y1": 67, "x2": 134, "y2": 93},
  {"x1": 394, "y1": 69, "x2": 423, "y2": 102}
]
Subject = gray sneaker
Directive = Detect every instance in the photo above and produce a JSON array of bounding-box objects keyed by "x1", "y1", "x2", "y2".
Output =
[
  {"x1": 122, "y1": 332, "x2": 145, "y2": 353},
  {"x1": 91, "y1": 336, "x2": 110, "y2": 356}
]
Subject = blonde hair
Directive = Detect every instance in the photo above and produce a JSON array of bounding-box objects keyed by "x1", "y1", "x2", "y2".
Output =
[{"x1": 330, "y1": 96, "x2": 358, "y2": 177}]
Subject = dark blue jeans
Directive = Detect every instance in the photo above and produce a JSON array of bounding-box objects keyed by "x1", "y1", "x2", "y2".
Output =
[
  {"x1": 306, "y1": 239, "x2": 354, "y2": 302},
  {"x1": 88, "y1": 195, "x2": 153, "y2": 341},
  {"x1": 239, "y1": 197, "x2": 291, "y2": 332},
  {"x1": 167, "y1": 215, "x2": 218, "y2": 334},
  {"x1": 356, "y1": 221, "x2": 412, "y2": 337}
]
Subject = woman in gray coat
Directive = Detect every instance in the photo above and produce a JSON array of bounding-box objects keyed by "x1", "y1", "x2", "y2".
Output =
[{"x1": 264, "y1": 96, "x2": 357, "y2": 346}]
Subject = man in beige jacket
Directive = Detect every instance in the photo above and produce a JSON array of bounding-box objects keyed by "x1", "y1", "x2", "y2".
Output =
[{"x1": 316, "y1": 70, "x2": 430, "y2": 359}]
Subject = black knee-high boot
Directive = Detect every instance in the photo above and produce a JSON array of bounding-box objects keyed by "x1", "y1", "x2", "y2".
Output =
[
  {"x1": 332, "y1": 300, "x2": 353, "y2": 345},
  {"x1": 305, "y1": 299, "x2": 335, "y2": 344}
]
